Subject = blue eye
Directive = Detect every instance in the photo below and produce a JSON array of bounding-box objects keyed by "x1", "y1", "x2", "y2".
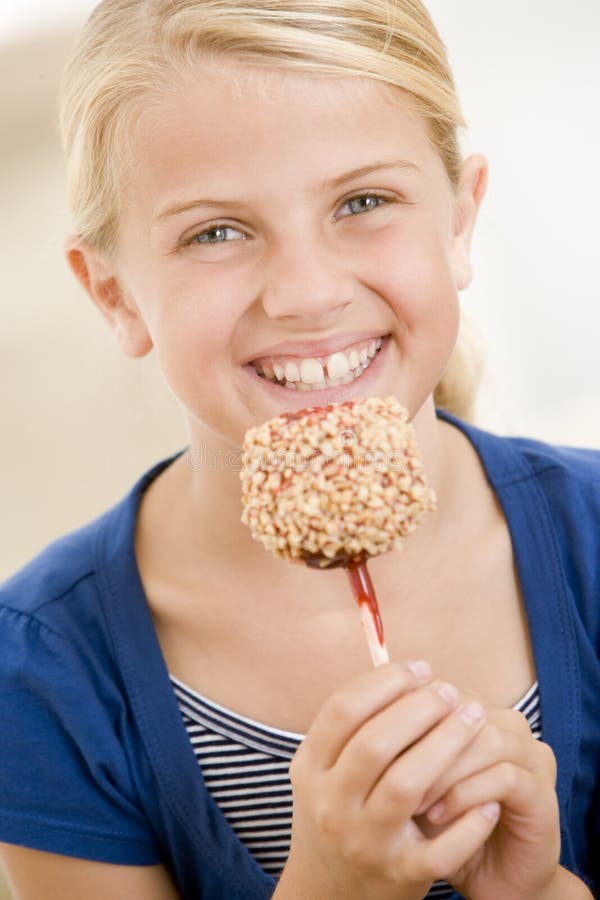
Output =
[
  {"x1": 187, "y1": 225, "x2": 246, "y2": 245},
  {"x1": 338, "y1": 194, "x2": 389, "y2": 218}
]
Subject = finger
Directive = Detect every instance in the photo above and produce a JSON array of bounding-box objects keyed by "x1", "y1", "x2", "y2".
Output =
[
  {"x1": 415, "y1": 713, "x2": 548, "y2": 815},
  {"x1": 304, "y1": 660, "x2": 434, "y2": 769},
  {"x1": 327, "y1": 680, "x2": 462, "y2": 801},
  {"x1": 425, "y1": 760, "x2": 556, "y2": 830},
  {"x1": 364, "y1": 699, "x2": 487, "y2": 823},
  {"x1": 405, "y1": 803, "x2": 501, "y2": 884}
]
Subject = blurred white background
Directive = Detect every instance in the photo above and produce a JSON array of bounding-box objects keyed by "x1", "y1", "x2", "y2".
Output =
[{"x1": 1, "y1": 0, "x2": 599, "y2": 585}]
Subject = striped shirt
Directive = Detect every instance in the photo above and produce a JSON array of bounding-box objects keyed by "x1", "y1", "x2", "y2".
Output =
[{"x1": 171, "y1": 676, "x2": 542, "y2": 895}]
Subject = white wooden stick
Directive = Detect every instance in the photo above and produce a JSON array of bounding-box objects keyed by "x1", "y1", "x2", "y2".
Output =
[{"x1": 359, "y1": 603, "x2": 390, "y2": 667}]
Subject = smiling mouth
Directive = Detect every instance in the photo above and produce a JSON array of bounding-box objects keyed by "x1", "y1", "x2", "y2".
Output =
[{"x1": 251, "y1": 336, "x2": 385, "y2": 391}]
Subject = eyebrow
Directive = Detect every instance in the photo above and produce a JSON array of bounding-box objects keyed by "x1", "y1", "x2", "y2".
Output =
[
  {"x1": 153, "y1": 197, "x2": 243, "y2": 226},
  {"x1": 153, "y1": 158, "x2": 421, "y2": 225},
  {"x1": 321, "y1": 159, "x2": 422, "y2": 191}
]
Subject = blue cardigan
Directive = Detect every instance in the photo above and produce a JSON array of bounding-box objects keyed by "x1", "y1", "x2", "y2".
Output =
[{"x1": 1, "y1": 413, "x2": 599, "y2": 898}]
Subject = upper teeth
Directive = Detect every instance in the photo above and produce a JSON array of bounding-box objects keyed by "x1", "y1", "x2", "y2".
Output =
[
  {"x1": 299, "y1": 358, "x2": 323, "y2": 383},
  {"x1": 255, "y1": 337, "x2": 383, "y2": 390},
  {"x1": 327, "y1": 351, "x2": 351, "y2": 380}
]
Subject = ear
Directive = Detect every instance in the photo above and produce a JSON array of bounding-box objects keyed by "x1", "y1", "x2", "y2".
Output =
[
  {"x1": 65, "y1": 238, "x2": 153, "y2": 358},
  {"x1": 450, "y1": 154, "x2": 488, "y2": 291}
]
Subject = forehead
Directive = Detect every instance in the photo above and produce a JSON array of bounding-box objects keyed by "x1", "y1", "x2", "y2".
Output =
[
  {"x1": 145, "y1": 56, "x2": 403, "y2": 110},
  {"x1": 126, "y1": 60, "x2": 446, "y2": 210}
]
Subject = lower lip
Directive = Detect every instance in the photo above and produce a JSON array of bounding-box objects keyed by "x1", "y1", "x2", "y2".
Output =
[{"x1": 243, "y1": 336, "x2": 390, "y2": 405}]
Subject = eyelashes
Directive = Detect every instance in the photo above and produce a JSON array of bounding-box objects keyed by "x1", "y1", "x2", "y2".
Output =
[
  {"x1": 180, "y1": 191, "x2": 398, "y2": 248},
  {"x1": 336, "y1": 192, "x2": 394, "y2": 218},
  {"x1": 182, "y1": 225, "x2": 247, "y2": 247}
]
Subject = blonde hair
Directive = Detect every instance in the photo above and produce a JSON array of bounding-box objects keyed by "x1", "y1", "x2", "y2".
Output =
[{"x1": 60, "y1": 0, "x2": 481, "y2": 420}]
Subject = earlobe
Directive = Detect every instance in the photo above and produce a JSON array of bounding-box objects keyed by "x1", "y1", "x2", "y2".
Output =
[
  {"x1": 65, "y1": 238, "x2": 153, "y2": 359},
  {"x1": 451, "y1": 154, "x2": 488, "y2": 291}
]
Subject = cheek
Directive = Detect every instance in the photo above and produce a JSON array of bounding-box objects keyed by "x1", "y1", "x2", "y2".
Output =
[
  {"x1": 137, "y1": 268, "x2": 242, "y2": 409},
  {"x1": 364, "y1": 227, "x2": 460, "y2": 329},
  {"x1": 153, "y1": 266, "x2": 244, "y2": 349}
]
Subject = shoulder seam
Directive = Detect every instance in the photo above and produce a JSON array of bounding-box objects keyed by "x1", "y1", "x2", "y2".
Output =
[
  {"x1": 0, "y1": 570, "x2": 95, "y2": 635},
  {"x1": 0, "y1": 603, "x2": 63, "y2": 640},
  {"x1": 492, "y1": 461, "x2": 565, "y2": 489}
]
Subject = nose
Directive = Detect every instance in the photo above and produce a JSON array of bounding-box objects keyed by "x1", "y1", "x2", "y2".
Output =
[{"x1": 260, "y1": 236, "x2": 354, "y2": 323}]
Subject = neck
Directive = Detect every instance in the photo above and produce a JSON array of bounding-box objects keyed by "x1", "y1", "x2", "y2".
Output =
[{"x1": 141, "y1": 397, "x2": 468, "y2": 607}]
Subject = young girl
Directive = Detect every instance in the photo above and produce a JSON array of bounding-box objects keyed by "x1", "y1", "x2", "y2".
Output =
[{"x1": 1, "y1": 1, "x2": 598, "y2": 898}]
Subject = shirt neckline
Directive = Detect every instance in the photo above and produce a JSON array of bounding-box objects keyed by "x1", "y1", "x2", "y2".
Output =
[
  {"x1": 171, "y1": 674, "x2": 302, "y2": 762},
  {"x1": 171, "y1": 671, "x2": 541, "y2": 761}
]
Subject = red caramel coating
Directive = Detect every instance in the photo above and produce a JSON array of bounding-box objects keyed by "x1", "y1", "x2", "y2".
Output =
[{"x1": 240, "y1": 396, "x2": 436, "y2": 568}]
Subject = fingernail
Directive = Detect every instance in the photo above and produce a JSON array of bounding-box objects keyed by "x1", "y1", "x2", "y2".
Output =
[
  {"x1": 433, "y1": 682, "x2": 459, "y2": 705},
  {"x1": 480, "y1": 801, "x2": 501, "y2": 822},
  {"x1": 459, "y1": 701, "x2": 486, "y2": 726},
  {"x1": 427, "y1": 801, "x2": 445, "y2": 822},
  {"x1": 407, "y1": 660, "x2": 433, "y2": 682}
]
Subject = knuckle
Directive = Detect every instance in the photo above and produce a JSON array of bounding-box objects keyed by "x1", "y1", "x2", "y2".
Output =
[
  {"x1": 385, "y1": 771, "x2": 421, "y2": 809},
  {"x1": 314, "y1": 801, "x2": 335, "y2": 835},
  {"x1": 498, "y1": 760, "x2": 518, "y2": 790},
  {"x1": 356, "y1": 733, "x2": 391, "y2": 768},
  {"x1": 327, "y1": 692, "x2": 358, "y2": 728},
  {"x1": 391, "y1": 660, "x2": 415, "y2": 683},
  {"x1": 314, "y1": 797, "x2": 347, "y2": 840},
  {"x1": 342, "y1": 834, "x2": 372, "y2": 867},
  {"x1": 382, "y1": 661, "x2": 419, "y2": 695},
  {"x1": 481, "y1": 722, "x2": 504, "y2": 757}
]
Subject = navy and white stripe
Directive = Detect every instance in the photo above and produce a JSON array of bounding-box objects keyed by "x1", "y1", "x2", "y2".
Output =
[
  {"x1": 517, "y1": 680, "x2": 542, "y2": 740},
  {"x1": 171, "y1": 675, "x2": 300, "y2": 876},
  {"x1": 171, "y1": 675, "x2": 542, "y2": 891}
]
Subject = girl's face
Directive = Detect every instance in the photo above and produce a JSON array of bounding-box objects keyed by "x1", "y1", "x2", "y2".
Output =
[{"x1": 107, "y1": 62, "x2": 483, "y2": 449}]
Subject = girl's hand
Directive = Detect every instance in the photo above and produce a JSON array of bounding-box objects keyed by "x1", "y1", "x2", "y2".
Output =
[
  {"x1": 275, "y1": 662, "x2": 499, "y2": 900},
  {"x1": 417, "y1": 704, "x2": 563, "y2": 900}
]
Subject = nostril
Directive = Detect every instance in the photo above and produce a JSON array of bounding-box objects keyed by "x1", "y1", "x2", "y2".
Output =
[
  {"x1": 260, "y1": 256, "x2": 355, "y2": 320},
  {"x1": 261, "y1": 293, "x2": 354, "y2": 321}
]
